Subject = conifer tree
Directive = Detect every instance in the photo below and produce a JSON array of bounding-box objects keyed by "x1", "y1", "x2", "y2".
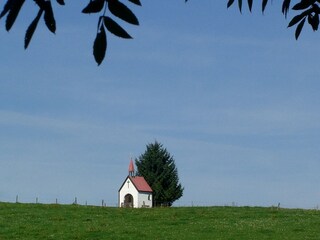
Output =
[{"x1": 135, "y1": 141, "x2": 183, "y2": 206}]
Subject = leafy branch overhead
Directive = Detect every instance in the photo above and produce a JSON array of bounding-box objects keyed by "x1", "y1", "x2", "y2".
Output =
[
  {"x1": 0, "y1": 0, "x2": 62, "y2": 49},
  {"x1": 0, "y1": 0, "x2": 140, "y2": 65},
  {"x1": 227, "y1": 0, "x2": 320, "y2": 39},
  {"x1": 82, "y1": 0, "x2": 140, "y2": 65},
  {"x1": 0, "y1": 1, "x2": 320, "y2": 66}
]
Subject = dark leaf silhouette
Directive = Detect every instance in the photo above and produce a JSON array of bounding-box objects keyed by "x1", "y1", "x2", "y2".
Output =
[
  {"x1": 82, "y1": 0, "x2": 105, "y2": 14},
  {"x1": 128, "y1": 0, "x2": 141, "y2": 6},
  {"x1": 238, "y1": 0, "x2": 242, "y2": 13},
  {"x1": 226, "y1": 0, "x2": 270, "y2": 13},
  {"x1": 108, "y1": 0, "x2": 139, "y2": 25},
  {"x1": 288, "y1": 10, "x2": 311, "y2": 27},
  {"x1": 93, "y1": 22, "x2": 107, "y2": 65},
  {"x1": 0, "y1": 0, "x2": 14, "y2": 19},
  {"x1": 282, "y1": 0, "x2": 291, "y2": 17},
  {"x1": 262, "y1": 0, "x2": 268, "y2": 12},
  {"x1": 227, "y1": 0, "x2": 235, "y2": 9},
  {"x1": 43, "y1": 0, "x2": 56, "y2": 33},
  {"x1": 25, "y1": 9, "x2": 43, "y2": 49},
  {"x1": 292, "y1": 0, "x2": 315, "y2": 10},
  {"x1": 5, "y1": 0, "x2": 25, "y2": 31},
  {"x1": 248, "y1": 0, "x2": 253, "y2": 12},
  {"x1": 56, "y1": 0, "x2": 65, "y2": 6},
  {"x1": 295, "y1": 17, "x2": 306, "y2": 39},
  {"x1": 33, "y1": 0, "x2": 46, "y2": 10},
  {"x1": 308, "y1": 13, "x2": 319, "y2": 31},
  {"x1": 104, "y1": 16, "x2": 132, "y2": 38}
]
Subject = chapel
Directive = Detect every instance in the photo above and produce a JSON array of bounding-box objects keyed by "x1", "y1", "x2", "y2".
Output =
[{"x1": 118, "y1": 159, "x2": 153, "y2": 208}]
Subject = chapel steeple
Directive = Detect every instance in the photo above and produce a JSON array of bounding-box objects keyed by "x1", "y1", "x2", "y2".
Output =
[{"x1": 128, "y1": 159, "x2": 135, "y2": 177}]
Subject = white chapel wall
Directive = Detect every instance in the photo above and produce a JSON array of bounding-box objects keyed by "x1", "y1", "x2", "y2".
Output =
[
  {"x1": 119, "y1": 178, "x2": 139, "y2": 208},
  {"x1": 137, "y1": 192, "x2": 153, "y2": 208}
]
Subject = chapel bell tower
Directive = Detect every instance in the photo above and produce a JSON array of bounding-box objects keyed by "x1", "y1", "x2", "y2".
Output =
[{"x1": 128, "y1": 159, "x2": 135, "y2": 177}]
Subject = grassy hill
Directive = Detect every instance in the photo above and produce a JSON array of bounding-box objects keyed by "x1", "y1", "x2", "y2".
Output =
[{"x1": 0, "y1": 202, "x2": 319, "y2": 239}]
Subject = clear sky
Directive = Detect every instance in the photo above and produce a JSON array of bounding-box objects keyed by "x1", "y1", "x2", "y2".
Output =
[{"x1": 1, "y1": 1, "x2": 320, "y2": 208}]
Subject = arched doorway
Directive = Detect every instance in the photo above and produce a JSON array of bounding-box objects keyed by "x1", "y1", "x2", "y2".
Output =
[{"x1": 124, "y1": 194, "x2": 134, "y2": 208}]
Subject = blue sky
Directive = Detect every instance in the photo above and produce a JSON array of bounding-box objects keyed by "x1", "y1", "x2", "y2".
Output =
[{"x1": 1, "y1": 1, "x2": 320, "y2": 208}]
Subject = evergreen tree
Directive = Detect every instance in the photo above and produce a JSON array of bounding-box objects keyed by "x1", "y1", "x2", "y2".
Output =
[{"x1": 135, "y1": 141, "x2": 183, "y2": 206}]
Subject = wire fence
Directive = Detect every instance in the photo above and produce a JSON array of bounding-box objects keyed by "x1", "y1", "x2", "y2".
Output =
[
  {"x1": 3, "y1": 195, "x2": 320, "y2": 210},
  {"x1": 173, "y1": 201, "x2": 320, "y2": 210},
  {"x1": 9, "y1": 195, "x2": 119, "y2": 207}
]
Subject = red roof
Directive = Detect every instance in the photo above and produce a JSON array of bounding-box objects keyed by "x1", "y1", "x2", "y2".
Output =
[{"x1": 130, "y1": 176, "x2": 153, "y2": 192}]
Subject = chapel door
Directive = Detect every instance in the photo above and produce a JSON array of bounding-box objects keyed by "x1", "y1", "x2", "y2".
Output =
[{"x1": 124, "y1": 194, "x2": 134, "y2": 208}]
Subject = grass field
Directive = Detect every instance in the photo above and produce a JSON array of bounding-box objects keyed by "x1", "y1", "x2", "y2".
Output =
[{"x1": 0, "y1": 202, "x2": 319, "y2": 239}]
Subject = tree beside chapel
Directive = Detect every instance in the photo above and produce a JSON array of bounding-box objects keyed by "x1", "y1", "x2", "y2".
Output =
[{"x1": 135, "y1": 141, "x2": 184, "y2": 207}]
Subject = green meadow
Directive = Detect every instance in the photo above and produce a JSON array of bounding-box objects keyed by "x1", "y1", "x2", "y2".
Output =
[{"x1": 0, "y1": 202, "x2": 319, "y2": 239}]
